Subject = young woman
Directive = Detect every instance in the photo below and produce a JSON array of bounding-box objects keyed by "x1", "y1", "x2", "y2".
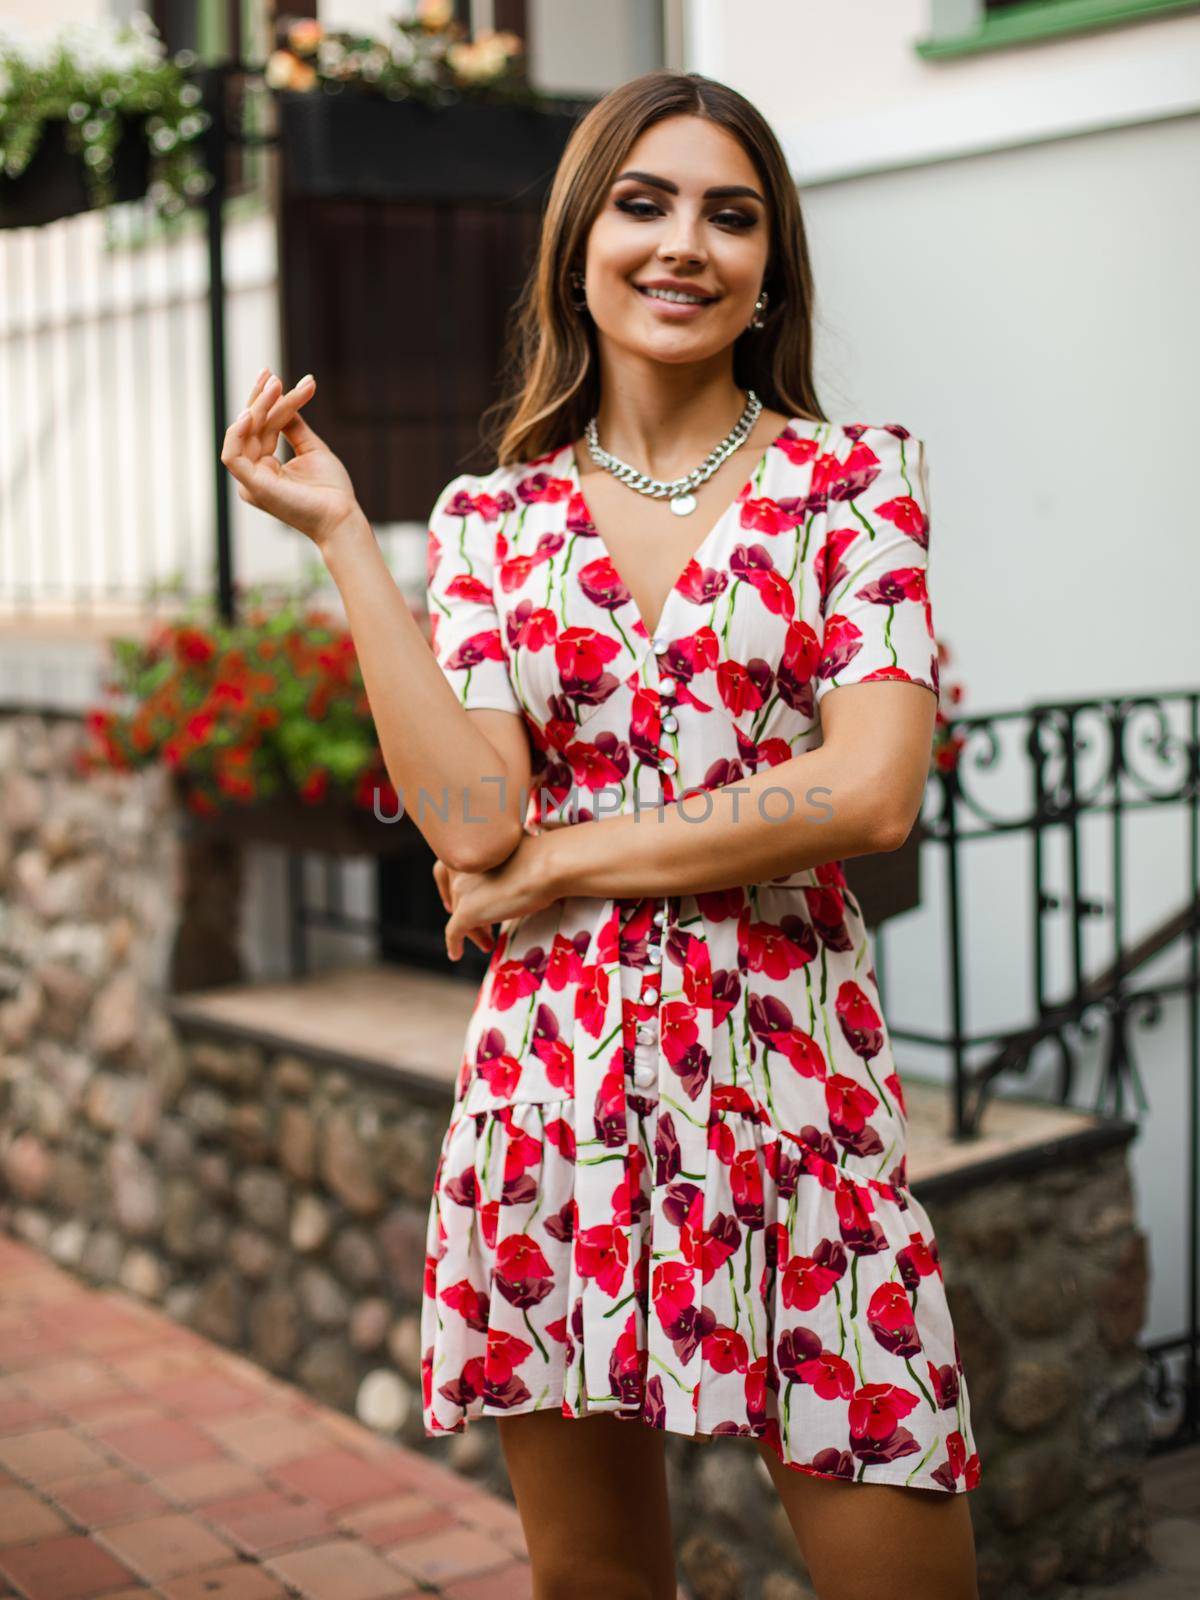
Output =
[{"x1": 222, "y1": 67, "x2": 980, "y2": 1600}]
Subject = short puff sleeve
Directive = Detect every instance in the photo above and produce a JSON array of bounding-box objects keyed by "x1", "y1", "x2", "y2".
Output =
[
  {"x1": 814, "y1": 426, "x2": 939, "y2": 708},
  {"x1": 424, "y1": 472, "x2": 521, "y2": 715}
]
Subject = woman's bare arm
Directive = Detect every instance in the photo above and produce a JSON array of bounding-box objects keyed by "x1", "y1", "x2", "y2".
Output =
[
  {"x1": 540, "y1": 681, "x2": 937, "y2": 901},
  {"x1": 321, "y1": 511, "x2": 531, "y2": 874},
  {"x1": 220, "y1": 369, "x2": 530, "y2": 874}
]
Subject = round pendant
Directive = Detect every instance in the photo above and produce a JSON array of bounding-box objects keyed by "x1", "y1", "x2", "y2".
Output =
[{"x1": 669, "y1": 493, "x2": 697, "y2": 516}]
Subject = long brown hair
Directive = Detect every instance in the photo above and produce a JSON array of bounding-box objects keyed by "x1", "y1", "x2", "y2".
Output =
[{"x1": 482, "y1": 69, "x2": 828, "y2": 467}]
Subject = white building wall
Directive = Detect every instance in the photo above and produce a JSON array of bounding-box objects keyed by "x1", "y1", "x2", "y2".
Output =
[{"x1": 681, "y1": 1, "x2": 1199, "y2": 1364}]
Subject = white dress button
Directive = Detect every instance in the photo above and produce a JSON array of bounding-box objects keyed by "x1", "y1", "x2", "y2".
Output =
[
  {"x1": 659, "y1": 678, "x2": 677, "y2": 698},
  {"x1": 652, "y1": 910, "x2": 666, "y2": 928},
  {"x1": 647, "y1": 947, "x2": 663, "y2": 967},
  {"x1": 651, "y1": 636, "x2": 669, "y2": 654},
  {"x1": 633, "y1": 1061, "x2": 657, "y2": 1090},
  {"x1": 636, "y1": 1023, "x2": 656, "y2": 1044},
  {"x1": 661, "y1": 714, "x2": 678, "y2": 734},
  {"x1": 661, "y1": 755, "x2": 678, "y2": 774},
  {"x1": 640, "y1": 986, "x2": 657, "y2": 1005}
]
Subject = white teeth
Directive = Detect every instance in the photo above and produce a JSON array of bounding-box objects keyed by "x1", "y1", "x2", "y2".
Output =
[{"x1": 641, "y1": 286, "x2": 710, "y2": 305}]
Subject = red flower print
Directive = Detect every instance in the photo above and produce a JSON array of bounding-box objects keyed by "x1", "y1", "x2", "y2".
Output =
[
  {"x1": 826, "y1": 438, "x2": 887, "y2": 506},
  {"x1": 835, "y1": 981, "x2": 885, "y2": 1059},
  {"x1": 591, "y1": 1057, "x2": 629, "y2": 1149},
  {"x1": 848, "y1": 1380, "x2": 921, "y2": 1440},
  {"x1": 738, "y1": 493, "x2": 801, "y2": 536},
  {"x1": 440, "y1": 1278, "x2": 489, "y2": 1331},
  {"x1": 729, "y1": 1150, "x2": 765, "y2": 1228},
  {"x1": 854, "y1": 566, "x2": 928, "y2": 610},
  {"x1": 659, "y1": 997, "x2": 701, "y2": 1072},
  {"x1": 494, "y1": 1235, "x2": 555, "y2": 1309},
  {"x1": 512, "y1": 604, "x2": 560, "y2": 649},
  {"x1": 802, "y1": 886, "x2": 854, "y2": 954},
  {"x1": 866, "y1": 1281, "x2": 922, "y2": 1359},
  {"x1": 517, "y1": 471, "x2": 573, "y2": 505},
  {"x1": 928, "y1": 1360, "x2": 961, "y2": 1410},
  {"x1": 483, "y1": 1330, "x2": 534, "y2": 1410},
  {"x1": 816, "y1": 612, "x2": 866, "y2": 683},
  {"x1": 716, "y1": 658, "x2": 770, "y2": 718},
  {"x1": 476, "y1": 1053, "x2": 523, "y2": 1102},
  {"x1": 780, "y1": 618, "x2": 821, "y2": 679},
  {"x1": 574, "y1": 1223, "x2": 630, "y2": 1297},
  {"x1": 441, "y1": 624, "x2": 508, "y2": 678},
  {"x1": 676, "y1": 557, "x2": 731, "y2": 607},
  {"x1": 745, "y1": 561, "x2": 796, "y2": 621},
  {"x1": 711, "y1": 1083, "x2": 766, "y2": 1121},
  {"x1": 418, "y1": 425, "x2": 982, "y2": 1495},
  {"x1": 575, "y1": 957, "x2": 611, "y2": 1038},
  {"x1": 653, "y1": 1259, "x2": 695, "y2": 1330},
  {"x1": 544, "y1": 1118, "x2": 576, "y2": 1161},
  {"x1": 772, "y1": 426, "x2": 821, "y2": 467},
  {"x1": 897, "y1": 1231, "x2": 942, "y2": 1292},
  {"x1": 745, "y1": 918, "x2": 818, "y2": 981},
  {"x1": 704, "y1": 1324, "x2": 750, "y2": 1375},
  {"x1": 775, "y1": 1325, "x2": 823, "y2": 1382},
  {"x1": 825, "y1": 1073, "x2": 880, "y2": 1135},
  {"x1": 807, "y1": 449, "x2": 844, "y2": 515},
  {"x1": 579, "y1": 556, "x2": 633, "y2": 613},
  {"x1": 479, "y1": 1199, "x2": 501, "y2": 1249},
  {"x1": 554, "y1": 625, "x2": 622, "y2": 690},
  {"x1": 609, "y1": 1312, "x2": 647, "y2": 1402},
  {"x1": 781, "y1": 1247, "x2": 845, "y2": 1312},
  {"x1": 876, "y1": 491, "x2": 929, "y2": 548},
  {"x1": 546, "y1": 932, "x2": 585, "y2": 990},
  {"x1": 774, "y1": 1028, "x2": 828, "y2": 1079}
]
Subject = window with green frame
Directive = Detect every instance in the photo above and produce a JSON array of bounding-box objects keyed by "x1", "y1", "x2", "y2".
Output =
[{"x1": 918, "y1": 0, "x2": 1200, "y2": 58}]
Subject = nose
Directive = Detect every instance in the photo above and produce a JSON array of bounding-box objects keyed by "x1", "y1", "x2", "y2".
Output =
[{"x1": 656, "y1": 210, "x2": 706, "y2": 267}]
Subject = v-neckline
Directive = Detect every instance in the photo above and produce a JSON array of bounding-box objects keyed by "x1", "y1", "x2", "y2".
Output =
[{"x1": 564, "y1": 414, "x2": 802, "y2": 648}]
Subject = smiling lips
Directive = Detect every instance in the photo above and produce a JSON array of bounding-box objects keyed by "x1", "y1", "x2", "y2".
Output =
[{"x1": 634, "y1": 282, "x2": 719, "y2": 315}]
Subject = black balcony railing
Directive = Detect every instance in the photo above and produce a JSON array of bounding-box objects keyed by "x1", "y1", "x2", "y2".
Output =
[{"x1": 875, "y1": 689, "x2": 1198, "y2": 1452}]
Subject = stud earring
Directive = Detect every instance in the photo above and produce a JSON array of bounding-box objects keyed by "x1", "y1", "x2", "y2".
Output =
[
  {"x1": 569, "y1": 269, "x2": 589, "y2": 310},
  {"x1": 748, "y1": 289, "x2": 769, "y2": 330}
]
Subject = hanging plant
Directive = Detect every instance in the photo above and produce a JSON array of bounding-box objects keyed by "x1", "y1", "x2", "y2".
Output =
[
  {"x1": 266, "y1": 1, "x2": 560, "y2": 107},
  {"x1": 0, "y1": 11, "x2": 212, "y2": 223}
]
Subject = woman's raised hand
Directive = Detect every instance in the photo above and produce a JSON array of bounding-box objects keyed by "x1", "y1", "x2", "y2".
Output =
[{"x1": 220, "y1": 368, "x2": 360, "y2": 549}]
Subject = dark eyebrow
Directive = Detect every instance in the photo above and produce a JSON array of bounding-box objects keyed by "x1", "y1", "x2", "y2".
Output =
[{"x1": 613, "y1": 169, "x2": 765, "y2": 204}]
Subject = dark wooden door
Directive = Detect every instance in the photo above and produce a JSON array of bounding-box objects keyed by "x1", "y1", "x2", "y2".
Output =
[{"x1": 279, "y1": 193, "x2": 544, "y2": 519}]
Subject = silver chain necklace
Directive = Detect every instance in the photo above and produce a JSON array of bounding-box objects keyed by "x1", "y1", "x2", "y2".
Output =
[{"x1": 583, "y1": 389, "x2": 763, "y2": 517}]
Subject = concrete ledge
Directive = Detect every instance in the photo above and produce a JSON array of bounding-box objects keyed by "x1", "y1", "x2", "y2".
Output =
[
  {"x1": 167, "y1": 962, "x2": 1133, "y2": 1192},
  {"x1": 169, "y1": 963, "x2": 479, "y2": 1105}
]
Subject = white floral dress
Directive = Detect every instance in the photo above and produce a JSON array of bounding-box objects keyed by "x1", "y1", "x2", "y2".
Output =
[{"x1": 418, "y1": 418, "x2": 982, "y2": 1493}]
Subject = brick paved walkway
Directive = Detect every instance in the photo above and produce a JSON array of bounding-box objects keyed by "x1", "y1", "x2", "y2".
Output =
[{"x1": 0, "y1": 1235, "x2": 532, "y2": 1599}]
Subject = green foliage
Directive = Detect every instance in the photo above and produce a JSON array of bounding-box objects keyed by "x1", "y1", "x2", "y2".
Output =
[
  {"x1": 83, "y1": 586, "x2": 394, "y2": 817},
  {"x1": 0, "y1": 12, "x2": 213, "y2": 220}
]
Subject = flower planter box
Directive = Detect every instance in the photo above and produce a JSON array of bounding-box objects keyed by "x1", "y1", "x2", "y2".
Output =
[
  {"x1": 277, "y1": 89, "x2": 589, "y2": 203},
  {"x1": 177, "y1": 790, "x2": 413, "y2": 857},
  {"x1": 0, "y1": 116, "x2": 151, "y2": 230},
  {"x1": 843, "y1": 821, "x2": 924, "y2": 929}
]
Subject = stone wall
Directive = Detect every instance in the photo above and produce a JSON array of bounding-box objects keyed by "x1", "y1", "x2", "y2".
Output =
[{"x1": 0, "y1": 708, "x2": 1156, "y2": 1599}]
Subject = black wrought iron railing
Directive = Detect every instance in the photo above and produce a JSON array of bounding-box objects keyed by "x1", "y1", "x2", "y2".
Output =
[{"x1": 873, "y1": 689, "x2": 1198, "y2": 1452}]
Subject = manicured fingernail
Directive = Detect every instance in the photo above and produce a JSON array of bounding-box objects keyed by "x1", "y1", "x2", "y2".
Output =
[{"x1": 300, "y1": 373, "x2": 313, "y2": 385}]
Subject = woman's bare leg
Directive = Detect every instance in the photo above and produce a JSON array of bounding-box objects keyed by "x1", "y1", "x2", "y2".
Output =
[
  {"x1": 755, "y1": 1438, "x2": 979, "y2": 1600},
  {"x1": 497, "y1": 1409, "x2": 677, "y2": 1600}
]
